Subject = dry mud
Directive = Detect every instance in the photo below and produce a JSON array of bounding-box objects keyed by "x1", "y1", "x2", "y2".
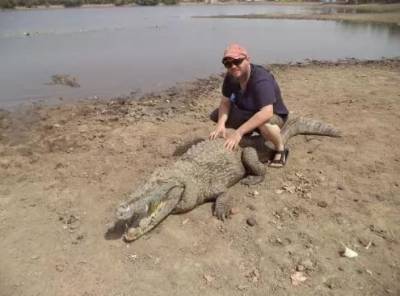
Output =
[{"x1": 0, "y1": 59, "x2": 399, "y2": 296}]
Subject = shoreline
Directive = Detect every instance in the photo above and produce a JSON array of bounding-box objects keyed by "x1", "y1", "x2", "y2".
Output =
[
  {"x1": 2, "y1": 57, "x2": 398, "y2": 112},
  {"x1": 197, "y1": 12, "x2": 400, "y2": 26}
]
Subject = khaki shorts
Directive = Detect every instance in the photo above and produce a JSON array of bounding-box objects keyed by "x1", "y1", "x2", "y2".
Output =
[{"x1": 210, "y1": 104, "x2": 287, "y2": 132}]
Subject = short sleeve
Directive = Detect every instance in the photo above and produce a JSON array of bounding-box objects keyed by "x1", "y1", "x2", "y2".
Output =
[
  {"x1": 222, "y1": 75, "x2": 233, "y2": 98},
  {"x1": 252, "y1": 79, "x2": 277, "y2": 110}
]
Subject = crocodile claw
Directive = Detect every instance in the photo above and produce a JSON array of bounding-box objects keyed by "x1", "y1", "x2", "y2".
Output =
[{"x1": 214, "y1": 203, "x2": 230, "y2": 221}]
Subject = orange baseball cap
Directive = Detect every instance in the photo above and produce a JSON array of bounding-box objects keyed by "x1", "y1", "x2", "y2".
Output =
[{"x1": 223, "y1": 43, "x2": 249, "y2": 60}]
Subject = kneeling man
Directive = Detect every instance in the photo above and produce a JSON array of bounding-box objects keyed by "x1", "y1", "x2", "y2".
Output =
[{"x1": 209, "y1": 43, "x2": 289, "y2": 167}]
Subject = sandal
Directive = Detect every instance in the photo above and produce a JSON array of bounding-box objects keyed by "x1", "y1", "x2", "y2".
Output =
[{"x1": 269, "y1": 149, "x2": 289, "y2": 168}]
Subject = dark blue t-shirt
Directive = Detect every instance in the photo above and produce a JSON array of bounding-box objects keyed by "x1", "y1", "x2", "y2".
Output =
[{"x1": 222, "y1": 64, "x2": 288, "y2": 117}]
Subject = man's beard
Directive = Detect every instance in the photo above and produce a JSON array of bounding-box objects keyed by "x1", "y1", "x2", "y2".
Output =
[{"x1": 231, "y1": 66, "x2": 249, "y2": 83}]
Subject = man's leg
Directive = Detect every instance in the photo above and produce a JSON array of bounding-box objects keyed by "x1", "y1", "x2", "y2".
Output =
[
  {"x1": 257, "y1": 115, "x2": 287, "y2": 167},
  {"x1": 210, "y1": 104, "x2": 253, "y2": 130}
]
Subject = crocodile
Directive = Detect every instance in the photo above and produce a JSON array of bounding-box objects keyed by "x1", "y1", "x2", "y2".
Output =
[{"x1": 106, "y1": 115, "x2": 340, "y2": 242}]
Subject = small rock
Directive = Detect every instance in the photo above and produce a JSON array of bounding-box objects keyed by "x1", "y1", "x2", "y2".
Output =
[
  {"x1": 230, "y1": 207, "x2": 240, "y2": 215},
  {"x1": 203, "y1": 274, "x2": 214, "y2": 284},
  {"x1": 290, "y1": 271, "x2": 307, "y2": 286},
  {"x1": 341, "y1": 247, "x2": 358, "y2": 258},
  {"x1": 237, "y1": 285, "x2": 249, "y2": 291},
  {"x1": 300, "y1": 259, "x2": 314, "y2": 270},
  {"x1": 246, "y1": 269, "x2": 260, "y2": 283},
  {"x1": 55, "y1": 264, "x2": 64, "y2": 272},
  {"x1": 282, "y1": 184, "x2": 296, "y2": 194},
  {"x1": 317, "y1": 201, "x2": 328, "y2": 208},
  {"x1": 358, "y1": 237, "x2": 371, "y2": 248},
  {"x1": 127, "y1": 254, "x2": 138, "y2": 262},
  {"x1": 304, "y1": 192, "x2": 312, "y2": 199},
  {"x1": 247, "y1": 204, "x2": 256, "y2": 211},
  {"x1": 246, "y1": 217, "x2": 257, "y2": 227},
  {"x1": 296, "y1": 264, "x2": 305, "y2": 272},
  {"x1": 324, "y1": 277, "x2": 342, "y2": 289}
]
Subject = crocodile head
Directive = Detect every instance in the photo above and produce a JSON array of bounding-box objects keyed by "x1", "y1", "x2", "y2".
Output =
[{"x1": 108, "y1": 180, "x2": 185, "y2": 242}]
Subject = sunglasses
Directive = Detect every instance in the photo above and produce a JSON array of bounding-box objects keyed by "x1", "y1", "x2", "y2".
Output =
[{"x1": 222, "y1": 58, "x2": 245, "y2": 69}]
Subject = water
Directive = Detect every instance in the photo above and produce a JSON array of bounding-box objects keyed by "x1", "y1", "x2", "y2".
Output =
[{"x1": 0, "y1": 4, "x2": 399, "y2": 107}]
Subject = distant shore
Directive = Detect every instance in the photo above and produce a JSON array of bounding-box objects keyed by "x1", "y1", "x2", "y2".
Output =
[
  {"x1": 194, "y1": 3, "x2": 400, "y2": 25},
  {"x1": 7, "y1": 2, "x2": 400, "y2": 26}
]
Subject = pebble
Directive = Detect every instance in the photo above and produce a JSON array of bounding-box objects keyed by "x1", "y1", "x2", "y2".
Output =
[
  {"x1": 296, "y1": 264, "x2": 305, "y2": 272},
  {"x1": 317, "y1": 201, "x2": 328, "y2": 208},
  {"x1": 300, "y1": 259, "x2": 314, "y2": 270},
  {"x1": 337, "y1": 185, "x2": 345, "y2": 190},
  {"x1": 230, "y1": 207, "x2": 240, "y2": 215},
  {"x1": 55, "y1": 264, "x2": 64, "y2": 272},
  {"x1": 247, "y1": 204, "x2": 256, "y2": 211},
  {"x1": 246, "y1": 217, "x2": 257, "y2": 226}
]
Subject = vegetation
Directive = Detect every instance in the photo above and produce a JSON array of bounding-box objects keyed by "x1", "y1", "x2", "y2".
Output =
[
  {"x1": 1, "y1": 0, "x2": 399, "y2": 9},
  {"x1": 0, "y1": 0, "x2": 179, "y2": 8}
]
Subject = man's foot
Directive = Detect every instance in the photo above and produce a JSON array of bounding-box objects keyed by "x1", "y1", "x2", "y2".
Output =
[{"x1": 269, "y1": 149, "x2": 289, "y2": 168}]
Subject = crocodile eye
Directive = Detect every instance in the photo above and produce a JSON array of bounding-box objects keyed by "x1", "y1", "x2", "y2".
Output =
[{"x1": 116, "y1": 203, "x2": 133, "y2": 220}]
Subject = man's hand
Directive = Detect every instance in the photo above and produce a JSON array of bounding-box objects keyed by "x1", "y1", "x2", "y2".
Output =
[
  {"x1": 224, "y1": 130, "x2": 242, "y2": 151},
  {"x1": 209, "y1": 124, "x2": 226, "y2": 140}
]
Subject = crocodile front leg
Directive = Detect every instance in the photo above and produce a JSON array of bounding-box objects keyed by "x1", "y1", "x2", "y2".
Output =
[
  {"x1": 241, "y1": 147, "x2": 265, "y2": 185},
  {"x1": 214, "y1": 192, "x2": 234, "y2": 221}
]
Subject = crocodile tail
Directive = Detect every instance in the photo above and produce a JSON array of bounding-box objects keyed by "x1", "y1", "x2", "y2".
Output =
[{"x1": 281, "y1": 115, "x2": 341, "y2": 144}]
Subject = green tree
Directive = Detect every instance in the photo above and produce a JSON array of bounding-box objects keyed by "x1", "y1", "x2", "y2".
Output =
[
  {"x1": 161, "y1": 0, "x2": 178, "y2": 5},
  {"x1": 0, "y1": 0, "x2": 15, "y2": 8},
  {"x1": 135, "y1": 0, "x2": 159, "y2": 6}
]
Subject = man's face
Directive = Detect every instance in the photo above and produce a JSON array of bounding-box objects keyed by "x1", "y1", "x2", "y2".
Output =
[{"x1": 223, "y1": 57, "x2": 250, "y2": 79}]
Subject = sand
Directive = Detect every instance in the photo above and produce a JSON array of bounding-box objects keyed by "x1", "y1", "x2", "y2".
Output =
[{"x1": 0, "y1": 59, "x2": 399, "y2": 296}]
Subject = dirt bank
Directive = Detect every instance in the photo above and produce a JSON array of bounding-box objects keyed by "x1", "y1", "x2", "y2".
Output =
[
  {"x1": 198, "y1": 3, "x2": 400, "y2": 25},
  {"x1": 0, "y1": 59, "x2": 399, "y2": 296}
]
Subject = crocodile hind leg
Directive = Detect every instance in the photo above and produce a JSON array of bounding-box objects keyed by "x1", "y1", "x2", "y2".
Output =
[{"x1": 241, "y1": 147, "x2": 266, "y2": 185}]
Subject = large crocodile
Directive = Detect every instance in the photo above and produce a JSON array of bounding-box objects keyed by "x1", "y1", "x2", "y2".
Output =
[{"x1": 106, "y1": 115, "x2": 340, "y2": 242}]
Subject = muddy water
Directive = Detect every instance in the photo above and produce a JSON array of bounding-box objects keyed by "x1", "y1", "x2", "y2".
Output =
[{"x1": 0, "y1": 4, "x2": 399, "y2": 107}]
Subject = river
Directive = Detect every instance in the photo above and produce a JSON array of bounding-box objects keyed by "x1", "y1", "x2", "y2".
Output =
[{"x1": 0, "y1": 4, "x2": 399, "y2": 107}]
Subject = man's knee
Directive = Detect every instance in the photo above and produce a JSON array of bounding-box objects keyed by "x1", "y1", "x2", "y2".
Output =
[
  {"x1": 210, "y1": 108, "x2": 219, "y2": 123},
  {"x1": 264, "y1": 123, "x2": 281, "y2": 134}
]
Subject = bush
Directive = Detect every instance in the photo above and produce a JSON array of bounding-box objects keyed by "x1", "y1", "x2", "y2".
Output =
[
  {"x1": 62, "y1": 0, "x2": 82, "y2": 7},
  {"x1": 161, "y1": 0, "x2": 178, "y2": 5},
  {"x1": 0, "y1": 0, "x2": 16, "y2": 8},
  {"x1": 135, "y1": 0, "x2": 159, "y2": 5}
]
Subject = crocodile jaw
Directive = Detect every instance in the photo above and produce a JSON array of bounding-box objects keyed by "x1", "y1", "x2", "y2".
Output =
[{"x1": 123, "y1": 185, "x2": 185, "y2": 242}]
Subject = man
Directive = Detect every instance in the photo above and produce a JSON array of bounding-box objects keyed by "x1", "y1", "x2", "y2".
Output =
[{"x1": 209, "y1": 43, "x2": 289, "y2": 167}]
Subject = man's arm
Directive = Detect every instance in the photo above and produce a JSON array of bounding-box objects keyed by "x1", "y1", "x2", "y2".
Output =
[
  {"x1": 209, "y1": 96, "x2": 231, "y2": 140},
  {"x1": 224, "y1": 105, "x2": 273, "y2": 150},
  {"x1": 217, "y1": 96, "x2": 231, "y2": 126},
  {"x1": 237, "y1": 105, "x2": 273, "y2": 136}
]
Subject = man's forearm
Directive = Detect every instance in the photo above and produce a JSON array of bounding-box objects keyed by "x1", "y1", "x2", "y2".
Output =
[
  {"x1": 217, "y1": 99, "x2": 231, "y2": 126},
  {"x1": 237, "y1": 107, "x2": 273, "y2": 136}
]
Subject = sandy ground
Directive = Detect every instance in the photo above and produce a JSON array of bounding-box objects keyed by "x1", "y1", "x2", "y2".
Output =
[{"x1": 0, "y1": 59, "x2": 400, "y2": 296}]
